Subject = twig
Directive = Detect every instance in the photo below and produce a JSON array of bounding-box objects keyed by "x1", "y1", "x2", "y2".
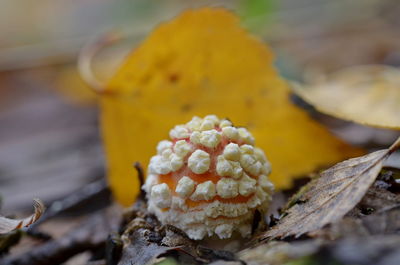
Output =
[
  {"x1": 134, "y1": 162, "x2": 146, "y2": 201},
  {"x1": 105, "y1": 233, "x2": 123, "y2": 265},
  {"x1": 27, "y1": 174, "x2": 109, "y2": 232}
]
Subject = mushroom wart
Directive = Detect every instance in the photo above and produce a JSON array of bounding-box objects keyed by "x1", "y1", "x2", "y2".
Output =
[{"x1": 143, "y1": 115, "x2": 274, "y2": 240}]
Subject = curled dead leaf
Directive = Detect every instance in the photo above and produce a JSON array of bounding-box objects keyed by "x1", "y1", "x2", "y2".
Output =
[
  {"x1": 293, "y1": 65, "x2": 400, "y2": 129},
  {"x1": 260, "y1": 137, "x2": 400, "y2": 240},
  {"x1": 0, "y1": 199, "x2": 45, "y2": 234}
]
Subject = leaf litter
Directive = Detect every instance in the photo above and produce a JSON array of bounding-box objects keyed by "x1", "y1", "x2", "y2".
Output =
[
  {"x1": 118, "y1": 196, "x2": 242, "y2": 265},
  {"x1": 215, "y1": 168, "x2": 400, "y2": 265},
  {"x1": 1, "y1": 128, "x2": 398, "y2": 265},
  {"x1": 116, "y1": 139, "x2": 399, "y2": 264},
  {"x1": 260, "y1": 136, "x2": 400, "y2": 240}
]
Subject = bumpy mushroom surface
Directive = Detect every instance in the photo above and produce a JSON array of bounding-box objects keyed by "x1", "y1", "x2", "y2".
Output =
[{"x1": 143, "y1": 115, "x2": 274, "y2": 240}]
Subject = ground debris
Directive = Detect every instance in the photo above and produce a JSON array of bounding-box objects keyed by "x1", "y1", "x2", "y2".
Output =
[
  {"x1": 356, "y1": 182, "x2": 400, "y2": 216},
  {"x1": 0, "y1": 206, "x2": 121, "y2": 265},
  {"x1": 244, "y1": 147, "x2": 400, "y2": 264},
  {"x1": 0, "y1": 230, "x2": 22, "y2": 255},
  {"x1": 239, "y1": 240, "x2": 322, "y2": 265},
  {"x1": 260, "y1": 149, "x2": 390, "y2": 240},
  {"x1": 238, "y1": 235, "x2": 400, "y2": 265},
  {"x1": 310, "y1": 181, "x2": 400, "y2": 240},
  {"x1": 118, "y1": 225, "x2": 173, "y2": 265},
  {"x1": 118, "y1": 203, "x2": 241, "y2": 265},
  {"x1": 321, "y1": 235, "x2": 400, "y2": 265}
]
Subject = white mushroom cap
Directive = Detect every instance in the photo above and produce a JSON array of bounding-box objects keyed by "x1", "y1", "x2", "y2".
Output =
[{"x1": 143, "y1": 115, "x2": 274, "y2": 240}]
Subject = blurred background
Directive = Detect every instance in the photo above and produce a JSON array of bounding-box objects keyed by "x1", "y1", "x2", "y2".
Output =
[{"x1": 0, "y1": 0, "x2": 399, "y2": 213}]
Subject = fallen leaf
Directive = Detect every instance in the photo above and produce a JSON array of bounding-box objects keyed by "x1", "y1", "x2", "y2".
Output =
[
  {"x1": 100, "y1": 7, "x2": 364, "y2": 206},
  {"x1": 0, "y1": 199, "x2": 45, "y2": 234},
  {"x1": 260, "y1": 137, "x2": 400, "y2": 240},
  {"x1": 293, "y1": 65, "x2": 400, "y2": 129}
]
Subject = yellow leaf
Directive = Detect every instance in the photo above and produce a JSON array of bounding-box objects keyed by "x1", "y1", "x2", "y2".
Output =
[
  {"x1": 293, "y1": 65, "x2": 400, "y2": 129},
  {"x1": 100, "y1": 8, "x2": 364, "y2": 206}
]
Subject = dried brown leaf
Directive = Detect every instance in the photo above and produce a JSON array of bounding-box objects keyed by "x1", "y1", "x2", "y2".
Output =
[
  {"x1": 260, "y1": 137, "x2": 400, "y2": 240},
  {"x1": 0, "y1": 199, "x2": 45, "y2": 234}
]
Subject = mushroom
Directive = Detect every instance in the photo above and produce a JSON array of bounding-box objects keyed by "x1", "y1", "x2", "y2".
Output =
[{"x1": 143, "y1": 115, "x2": 274, "y2": 240}]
